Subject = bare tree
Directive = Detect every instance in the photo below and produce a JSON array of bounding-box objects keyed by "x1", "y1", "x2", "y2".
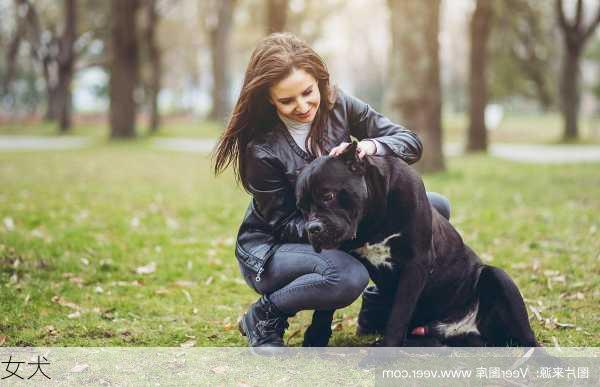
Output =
[
  {"x1": 143, "y1": 0, "x2": 161, "y2": 133},
  {"x1": 385, "y1": 0, "x2": 444, "y2": 173},
  {"x1": 467, "y1": 0, "x2": 494, "y2": 152},
  {"x1": 109, "y1": 0, "x2": 140, "y2": 138},
  {"x1": 556, "y1": 0, "x2": 600, "y2": 140},
  {"x1": 56, "y1": 0, "x2": 77, "y2": 131},
  {"x1": 206, "y1": 0, "x2": 235, "y2": 123},
  {"x1": 267, "y1": 0, "x2": 287, "y2": 34}
]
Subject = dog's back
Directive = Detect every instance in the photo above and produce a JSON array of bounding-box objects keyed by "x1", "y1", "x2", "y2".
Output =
[{"x1": 365, "y1": 156, "x2": 484, "y2": 323}]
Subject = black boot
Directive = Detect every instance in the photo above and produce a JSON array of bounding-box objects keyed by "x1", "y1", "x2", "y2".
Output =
[
  {"x1": 238, "y1": 295, "x2": 289, "y2": 355},
  {"x1": 356, "y1": 285, "x2": 393, "y2": 336}
]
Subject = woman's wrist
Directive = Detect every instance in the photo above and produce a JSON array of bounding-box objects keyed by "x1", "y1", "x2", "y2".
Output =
[{"x1": 359, "y1": 139, "x2": 378, "y2": 156}]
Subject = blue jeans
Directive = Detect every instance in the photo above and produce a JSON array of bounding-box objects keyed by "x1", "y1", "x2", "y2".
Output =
[{"x1": 238, "y1": 192, "x2": 451, "y2": 315}]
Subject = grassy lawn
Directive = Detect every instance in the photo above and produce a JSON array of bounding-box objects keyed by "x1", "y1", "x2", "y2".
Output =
[
  {"x1": 0, "y1": 118, "x2": 223, "y2": 139},
  {"x1": 0, "y1": 143, "x2": 598, "y2": 347}
]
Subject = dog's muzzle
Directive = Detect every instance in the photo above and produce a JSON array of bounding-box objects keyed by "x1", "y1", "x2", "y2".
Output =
[{"x1": 306, "y1": 220, "x2": 324, "y2": 236}]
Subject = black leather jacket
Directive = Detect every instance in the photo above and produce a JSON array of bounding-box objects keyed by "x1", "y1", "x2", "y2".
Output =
[{"x1": 235, "y1": 88, "x2": 423, "y2": 281}]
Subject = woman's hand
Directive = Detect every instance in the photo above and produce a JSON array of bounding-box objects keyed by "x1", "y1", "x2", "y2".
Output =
[{"x1": 329, "y1": 140, "x2": 376, "y2": 159}]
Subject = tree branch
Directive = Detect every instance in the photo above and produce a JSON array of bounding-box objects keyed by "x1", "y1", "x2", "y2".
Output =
[
  {"x1": 574, "y1": 0, "x2": 583, "y2": 29},
  {"x1": 582, "y1": 3, "x2": 600, "y2": 43},
  {"x1": 556, "y1": 0, "x2": 570, "y2": 31}
]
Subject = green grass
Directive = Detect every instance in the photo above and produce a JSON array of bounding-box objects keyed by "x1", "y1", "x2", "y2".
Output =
[
  {"x1": 443, "y1": 111, "x2": 600, "y2": 144},
  {"x1": 0, "y1": 118, "x2": 223, "y2": 139},
  {"x1": 0, "y1": 143, "x2": 598, "y2": 347}
]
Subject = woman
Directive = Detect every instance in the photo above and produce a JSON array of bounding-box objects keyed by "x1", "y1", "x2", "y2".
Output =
[{"x1": 212, "y1": 33, "x2": 450, "y2": 350}]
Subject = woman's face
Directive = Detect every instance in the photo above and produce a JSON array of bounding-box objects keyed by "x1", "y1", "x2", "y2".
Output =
[{"x1": 269, "y1": 68, "x2": 320, "y2": 123}]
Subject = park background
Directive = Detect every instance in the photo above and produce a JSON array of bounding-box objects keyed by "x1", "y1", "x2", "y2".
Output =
[{"x1": 0, "y1": 0, "x2": 598, "y2": 347}]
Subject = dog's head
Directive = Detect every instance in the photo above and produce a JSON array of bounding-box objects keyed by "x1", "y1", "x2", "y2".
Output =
[{"x1": 296, "y1": 142, "x2": 369, "y2": 252}]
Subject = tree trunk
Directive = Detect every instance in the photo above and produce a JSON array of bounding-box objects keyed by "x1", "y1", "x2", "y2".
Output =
[
  {"x1": 385, "y1": 0, "x2": 444, "y2": 173},
  {"x1": 555, "y1": 0, "x2": 600, "y2": 141},
  {"x1": 467, "y1": 0, "x2": 494, "y2": 152},
  {"x1": 57, "y1": 0, "x2": 77, "y2": 132},
  {"x1": 560, "y1": 47, "x2": 580, "y2": 140},
  {"x1": 267, "y1": 0, "x2": 287, "y2": 34},
  {"x1": 145, "y1": 0, "x2": 161, "y2": 133},
  {"x1": 208, "y1": 0, "x2": 234, "y2": 123},
  {"x1": 2, "y1": 0, "x2": 28, "y2": 95},
  {"x1": 109, "y1": 0, "x2": 139, "y2": 138}
]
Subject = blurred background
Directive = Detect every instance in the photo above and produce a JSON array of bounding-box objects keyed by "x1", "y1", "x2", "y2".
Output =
[
  {"x1": 1, "y1": 0, "x2": 599, "y2": 348},
  {"x1": 0, "y1": 0, "x2": 598, "y2": 171}
]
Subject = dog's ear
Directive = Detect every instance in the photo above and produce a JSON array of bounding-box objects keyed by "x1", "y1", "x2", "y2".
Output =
[
  {"x1": 339, "y1": 141, "x2": 358, "y2": 162},
  {"x1": 338, "y1": 141, "x2": 365, "y2": 175}
]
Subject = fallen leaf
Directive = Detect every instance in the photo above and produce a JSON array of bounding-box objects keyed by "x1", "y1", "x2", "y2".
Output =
[
  {"x1": 223, "y1": 317, "x2": 235, "y2": 331},
  {"x1": 3, "y1": 217, "x2": 15, "y2": 231},
  {"x1": 155, "y1": 287, "x2": 169, "y2": 295},
  {"x1": 135, "y1": 262, "x2": 156, "y2": 275},
  {"x1": 68, "y1": 311, "x2": 81, "y2": 319},
  {"x1": 180, "y1": 339, "x2": 196, "y2": 348},
  {"x1": 0, "y1": 335, "x2": 6, "y2": 346},
  {"x1": 44, "y1": 325, "x2": 59, "y2": 336},
  {"x1": 51, "y1": 296, "x2": 80, "y2": 310},
  {"x1": 555, "y1": 322, "x2": 576, "y2": 329},
  {"x1": 166, "y1": 217, "x2": 180, "y2": 230},
  {"x1": 210, "y1": 366, "x2": 229, "y2": 375},
  {"x1": 544, "y1": 317, "x2": 558, "y2": 330},
  {"x1": 70, "y1": 364, "x2": 89, "y2": 373},
  {"x1": 130, "y1": 217, "x2": 140, "y2": 228},
  {"x1": 69, "y1": 277, "x2": 84, "y2": 287},
  {"x1": 332, "y1": 322, "x2": 343, "y2": 331},
  {"x1": 175, "y1": 280, "x2": 196, "y2": 288},
  {"x1": 205, "y1": 276, "x2": 213, "y2": 286}
]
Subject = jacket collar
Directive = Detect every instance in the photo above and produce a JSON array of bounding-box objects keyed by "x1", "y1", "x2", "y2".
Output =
[{"x1": 275, "y1": 120, "x2": 315, "y2": 162}]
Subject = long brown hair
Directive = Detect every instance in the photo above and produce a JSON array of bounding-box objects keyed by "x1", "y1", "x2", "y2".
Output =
[{"x1": 212, "y1": 32, "x2": 335, "y2": 192}]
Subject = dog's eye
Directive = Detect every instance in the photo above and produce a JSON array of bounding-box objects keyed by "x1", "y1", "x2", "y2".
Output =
[{"x1": 322, "y1": 192, "x2": 335, "y2": 202}]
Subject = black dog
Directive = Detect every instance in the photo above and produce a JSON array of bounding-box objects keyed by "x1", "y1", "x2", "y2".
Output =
[{"x1": 296, "y1": 142, "x2": 538, "y2": 347}]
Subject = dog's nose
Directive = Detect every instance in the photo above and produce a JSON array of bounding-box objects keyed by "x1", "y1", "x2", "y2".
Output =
[{"x1": 307, "y1": 222, "x2": 324, "y2": 235}]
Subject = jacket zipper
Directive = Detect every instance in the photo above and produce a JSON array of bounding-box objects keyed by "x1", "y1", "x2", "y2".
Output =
[
  {"x1": 254, "y1": 243, "x2": 280, "y2": 282},
  {"x1": 255, "y1": 266, "x2": 265, "y2": 282}
]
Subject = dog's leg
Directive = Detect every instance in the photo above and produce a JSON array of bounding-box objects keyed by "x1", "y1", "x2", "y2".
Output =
[
  {"x1": 303, "y1": 309, "x2": 335, "y2": 347},
  {"x1": 380, "y1": 260, "x2": 429, "y2": 346},
  {"x1": 476, "y1": 265, "x2": 539, "y2": 347}
]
